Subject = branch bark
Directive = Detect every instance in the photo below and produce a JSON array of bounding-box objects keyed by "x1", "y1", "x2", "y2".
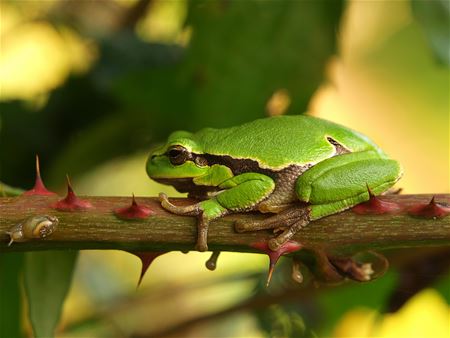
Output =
[{"x1": 0, "y1": 194, "x2": 449, "y2": 254}]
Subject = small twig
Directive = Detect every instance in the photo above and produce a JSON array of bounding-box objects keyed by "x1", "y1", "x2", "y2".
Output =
[
  {"x1": 135, "y1": 286, "x2": 315, "y2": 338},
  {"x1": 133, "y1": 247, "x2": 450, "y2": 338},
  {"x1": 117, "y1": 0, "x2": 153, "y2": 30},
  {"x1": 385, "y1": 248, "x2": 450, "y2": 312}
]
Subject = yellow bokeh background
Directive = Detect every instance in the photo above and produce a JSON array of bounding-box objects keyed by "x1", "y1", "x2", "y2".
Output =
[
  {"x1": 0, "y1": 3, "x2": 95, "y2": 103},
  {"x1": 311, "y1": 0, "x2": 449, "y2": 194},
  {"x1": 1, "y1": 0, "x2": 448, "y2": 337},
  {"x1": 333, "y1": 289, "x2": 450, "y2": 338}
]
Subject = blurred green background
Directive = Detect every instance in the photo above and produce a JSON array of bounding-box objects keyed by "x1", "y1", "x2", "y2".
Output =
[{"x1": 0, "y1": 0, "x2": 449, "y2": 337}]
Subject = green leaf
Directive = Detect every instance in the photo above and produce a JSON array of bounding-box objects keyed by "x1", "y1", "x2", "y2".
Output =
[
  {"x1": 182, "y1": 0, "x2": 344, "y2": 128},
  {"x1": 254, "y1": 304, "x2": 316, "y2": 338},
  {"x1": 434, "y1": 270, "x2": 450, "y2": 303},
  {"x1": 24, "y1": 251, "x2": 78, "y2": 338},
  {"x1": 411, "y1": 0, "x2": 450, "y2": 66},
  {"x1": 21, "y1": 0, "x2": 344, "y2": 181},
  {"x1": 0, "y1": 253, "x2": 24, "y2": 338},
  {"x1": 316, "y1": 271, "x2": 398, "y2": 336},
  {"x1": 2, "y1": 0, "x2": 343, "y2": 185},
  {"x1": 116, "y1": 0, "x2": 344, "y2": 129},
  {"x1": 0, "y1": 181, "x2": 24, "y2": 197}
]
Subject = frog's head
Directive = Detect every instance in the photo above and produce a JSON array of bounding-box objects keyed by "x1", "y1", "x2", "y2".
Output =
[{"x1": 146, "y1": 131, "x2": 209, "y2": 192}]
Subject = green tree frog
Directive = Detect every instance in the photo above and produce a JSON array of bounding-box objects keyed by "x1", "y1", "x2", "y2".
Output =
[{"x1": 147, "y1": 115, "x2": 402, "y2": 252}]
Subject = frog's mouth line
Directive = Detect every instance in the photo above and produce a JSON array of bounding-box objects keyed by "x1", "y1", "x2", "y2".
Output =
[
  {"x1": 152, "y1": 177, "x2": 219, "y2": 196},
  {"x1": 152, "y1": 177, "x2": 195, "y2": 192}
]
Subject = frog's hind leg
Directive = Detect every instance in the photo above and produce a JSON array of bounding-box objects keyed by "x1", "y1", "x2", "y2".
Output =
[
  {"x1": 296, "y1": 150, "x2": 402, "y2": 221},
  {"x1": 235, "y1": 204, "x2": 310, "y2": 233},
  {"x1": 238, "y1": 151, "x2": 402, "y2": 252},
  {"x1": 267, "y1": 152, "x2": 402, "y2": 250},
  {"x1": 235, "y1": 205, "x2": 311, "y2": 251}
]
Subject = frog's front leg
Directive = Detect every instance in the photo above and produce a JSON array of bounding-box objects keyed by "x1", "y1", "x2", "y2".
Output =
[
  {"x1": 159, "y1": 173, "x2": 275, "y2": 252},
  {"x1": 159, "y1": 193, "x2": 227, "y2": 252}
]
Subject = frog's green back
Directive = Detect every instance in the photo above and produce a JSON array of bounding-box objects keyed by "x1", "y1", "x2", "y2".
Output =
[{"x1": 193, "y1": 115, "x2": 385, "y2": 169}]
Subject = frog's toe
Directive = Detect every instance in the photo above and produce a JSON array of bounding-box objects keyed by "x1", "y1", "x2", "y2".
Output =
[
  {"x1": 234, "y1": 216, "x2": 289, "y2": 233},
  {"x1": 159, "y1": 192, "x2": 201, "y2": 215},
  {"x1": 195, "y1": 242, "x2": 208, "y2": 252},
  {"x1": 234, "y1": 219, "x2": 264, "y2": 233},
  {"x1": 234, "y1": 220, "x2": 248, "y2": 233},
  {"x1": 268, "y1": 237, "x2": 283, "y2": 251},
  {"x1": 273, "y1": 226, "x2": 288, "y2": 234}
]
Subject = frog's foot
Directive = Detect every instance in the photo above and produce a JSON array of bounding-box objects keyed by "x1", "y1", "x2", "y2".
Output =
[
  {"x1": 383, "y1": 187, "x2": 403, "y2": 195},
  {"x1": 268, "y1": 214, "x2": 309, "y2": 251},
  {"x1": 159, "y1": 193, "x2": 202, "y2": 216},
  {"x1": 258, "y1": 202, "x2": 293, "y2": 213},
  {"x1": 195, "y1": 216, "x2": 210, "y2": 252},
  {"x1": 235, "y1": 205, "x2": 310, "y2": 251},
  {"x1": 159, "y1": 193, "x2": 229, "y2": 252},
  {"x1": 235, "y1": 205, "x2": 310, "y2": 233},
  {"x1": 205, "y1": 251, "x2": 221, "y2": 271}
]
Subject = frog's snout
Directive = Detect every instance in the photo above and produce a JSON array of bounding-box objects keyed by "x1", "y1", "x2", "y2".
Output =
[{"x1": 146, "y1": 155, "x2": 157, "y2": 178}]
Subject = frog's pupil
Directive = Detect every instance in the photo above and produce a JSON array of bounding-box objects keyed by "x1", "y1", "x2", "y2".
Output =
[
  {"x1": 168, "y1": 147, "x2": 190, "y2": 165},
  {"x1": 169, "y1": 149, "x2": 182, "y2": 157}
]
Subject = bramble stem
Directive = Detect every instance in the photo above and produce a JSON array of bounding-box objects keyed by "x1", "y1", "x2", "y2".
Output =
[{"x1": 0, "y1": 194, "x2": 449, "y2": 254}]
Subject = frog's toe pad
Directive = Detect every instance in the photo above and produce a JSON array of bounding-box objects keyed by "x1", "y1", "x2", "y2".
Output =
[
  {"x1": 268, "y1": 238, "x2": 282, "y2": 251},
  {"x1": 234, "y1": 220, "x2": 254, "y2": 233},
  {"x1": 195, "y1": 242, "x2": 208, "y2": 252}
]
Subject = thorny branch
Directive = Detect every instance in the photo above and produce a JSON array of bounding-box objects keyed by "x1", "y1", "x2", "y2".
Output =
[{"x1": 0, "y1": 194, "x2": 449, "y2": 254}]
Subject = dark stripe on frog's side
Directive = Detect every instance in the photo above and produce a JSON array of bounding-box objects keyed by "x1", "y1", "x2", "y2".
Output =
[
  {"x1": 200, "y1": 154, "x2": 276, "y2": 177},
  {"x1": 194, "y1": 137, "x2": 350, "y2": 208},
  {"x1": 187, "y1": 154, "x2": 310, "y2": 207},
  {"x1": 327, "y1": 136, "x2": 350, "y2": 155},
  {"x1": 159, "y1": 137, "x2": 348, "y2": 202},
  {"x1": 193, "y1": 136, "x2": 349, "y2": 178},
  {"x1": 154, "y1": 153, "x2": 278, "y2": 198},
  {"x1": 152, "y1": 177, "x2": 220, "y2": 198}
]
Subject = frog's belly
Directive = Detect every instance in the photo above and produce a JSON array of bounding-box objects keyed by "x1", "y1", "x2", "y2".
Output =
[{"x1": 257, "y1": 164, "x2": 311, "y2": 213}]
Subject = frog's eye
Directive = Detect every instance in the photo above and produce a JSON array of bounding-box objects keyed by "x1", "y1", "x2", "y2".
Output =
[{"x1": 168, "y1": 145, "x2": 191, "y2": 165}]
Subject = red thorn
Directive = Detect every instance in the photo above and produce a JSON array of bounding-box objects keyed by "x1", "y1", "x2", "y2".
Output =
[
  {"x1": 128, "y1": 251, "x2": 168, "y2": 287},
  {"x1": 251, "y1": 240, "x2": 302, "y2": 287},
  {"x1": 23, "y1": 155, "x2": 56, "y2": 196},
  {"x1": 408, "y1": 196, "x2": 450, "y2": 219},
  {"x1": 352, "y1": 186, "x2": 402, "y2": 214},
  {"x1": 266, "y1": 262, "x2": 275, "y2": 287},
  {"x1": 114, "y1": 194, "x2": 154, "y2": 220},
  {"x1": 51, "y1": 175, "x2": 92, "y2": 211}
]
